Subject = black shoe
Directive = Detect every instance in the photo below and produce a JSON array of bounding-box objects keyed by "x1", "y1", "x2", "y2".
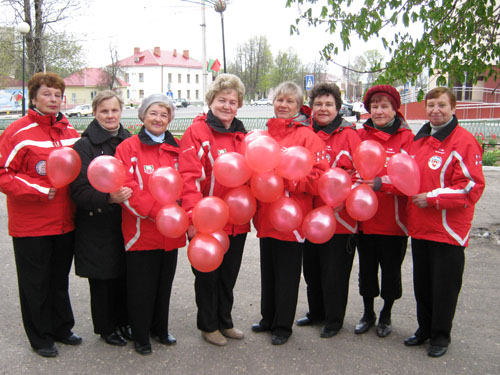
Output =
[
  {"x1": 56, "y1": 333, "x2": 82, "y2": 345},
  {"x1": 152, "y1": 333, "x2": 177, "y2": 345},
  {"x1": 354, "y1": 315, "x2": 376, "y2": 334},
  {"x1": 251, "y1": 323, "x2": 270, "y2": 333},
  {"x1": 320, "y1": 326, "x2": 339, "y2": 338},
  {"x1": 376, "y1": 321, "x2": 392, "y2": 338},
  {"x1": 134, "y1": 341, "x2": 152, "y2": 355},
  {"x1": 101, "y1": 331, "x2": 127, "y2": 346},
  {"x1": 271, "y1": 334, "x2": 289, "y2": 345},
  {"x1": 34, "y1": 344, "x2": 58, "y2": 358},
  {"x1": 296, "y1": 316, "x2": 313, "y2": 326},
  {"x1": 119, "y1": 325, "x2": 133, "y2": 341},
  {"x1": 428, "y1": 344, "x2": 448, "y2": 357},
  {"x1": 404, "y1": 335, "x2": 428, "y2": 346}
]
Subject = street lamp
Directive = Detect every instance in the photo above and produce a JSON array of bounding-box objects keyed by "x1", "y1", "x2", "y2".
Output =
[
  {"x1": 15, "y1": 22, "x2": 30, "y2": 116},
  {"x1": 213, "y1": 0, "x2": 227, "y2": 73}
]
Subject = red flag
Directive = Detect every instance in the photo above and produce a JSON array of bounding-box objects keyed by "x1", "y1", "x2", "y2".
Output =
[{"x1": 211, "y1": 59, "x2": 221, "y2": 73}]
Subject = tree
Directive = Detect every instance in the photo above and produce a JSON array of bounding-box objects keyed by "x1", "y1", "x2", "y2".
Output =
[
  {"x1": 101, "y1": 44, "x2": 125, "y2": 90},
  {"x1": 287, "y1": 0, "x2": 500, "y2": 96},
  {"x1": 270, "y1": 48, "x2": 304, "y2": 87}
]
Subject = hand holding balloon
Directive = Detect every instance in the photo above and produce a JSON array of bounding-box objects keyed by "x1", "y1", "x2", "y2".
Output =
[
  {"x1": 108, "y1": 187, "x2": 133, "y2": 204},
  {"x1": 412, "y1": 193, "x2": 428, "y2": 208}
]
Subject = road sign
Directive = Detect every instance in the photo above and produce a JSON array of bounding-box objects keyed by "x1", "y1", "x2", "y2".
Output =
[{"x1": 304, "y1": 75, "x2": 314, "y2": 91}]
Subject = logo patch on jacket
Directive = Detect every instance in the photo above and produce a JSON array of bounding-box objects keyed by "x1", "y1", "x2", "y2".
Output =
[
  {"x1": 144, "y1": 165, "x2": 155, "y2": 174},
  {"x1": 428, "y1": 155, "x2": 442, "y2": 170},
  {"x1": 36, "y1": 160, "x2": 47, "y2": 175},
  {"x1": 217, "y1": 148, "x2": 227, "y2": 155}
]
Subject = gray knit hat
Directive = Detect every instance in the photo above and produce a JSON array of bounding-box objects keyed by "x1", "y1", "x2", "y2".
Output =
[{"x1": 138, "y1": 94, "x2": 176, "y2": 122}]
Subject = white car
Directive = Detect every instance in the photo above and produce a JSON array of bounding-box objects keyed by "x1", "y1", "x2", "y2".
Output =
[
  {"x1": 253, "y1": 98, "x2": 272, "y2": 106},
  {"x1": 65, "y1": 105, "x2": 93, "y2": 117}
]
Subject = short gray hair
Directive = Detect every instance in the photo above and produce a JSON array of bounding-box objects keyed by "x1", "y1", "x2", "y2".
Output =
[
  {"x1": 92, "y1": 90, "x2": 124, "y2": 114},
  {"x1": 138, "y1": 94, "x2": 176, "y2": 122},
  {"x1": 272, "y1": 81, "x2": 303, "y2": 108},
  {"x1": 205, "y1": 73, "x2": 245, "y2": 107}
]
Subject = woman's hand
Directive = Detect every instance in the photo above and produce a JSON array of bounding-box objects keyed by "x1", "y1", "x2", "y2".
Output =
[
  {"x1": 108, "y1": 187, "x2": 133, "y2": 204},
  {"x1": 187, "y1": 225, "x2": 197, "y2": 240},
  {"x1": 412, "y1": 193, "x2": 429, "y2": 208},
  {"x1": 48, "y1": 187, "x2": 57, "y2": 200}
]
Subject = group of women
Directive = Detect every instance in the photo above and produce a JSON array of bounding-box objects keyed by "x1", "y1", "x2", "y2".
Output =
[{"x1": 0, "y1": 71, "x2": 484, "y2": 359}]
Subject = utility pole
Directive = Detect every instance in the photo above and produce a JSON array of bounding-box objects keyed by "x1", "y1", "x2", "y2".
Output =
[{"x1": 201, "y1": 1, "x2": 208, "y2": 101}]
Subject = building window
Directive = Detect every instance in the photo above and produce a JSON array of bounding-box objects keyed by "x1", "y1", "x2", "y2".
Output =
[
  {"x1": 124, "y1": 73, "x2": 129, "y2": 82},
  {"x1": 178, "y1": 74, "x2": 181, "y2": 83},
  {"x1": 187, "y1": 74, "x2": 191, "y2": 84},
  {"x1": 196, "y1": 74, "x2": 199, "y2": 84},
  {"x1": 71, "y1": 93, "x2": 76, "y2": 104},
  {"x1": 168, "y1": 73, "x2": 172, "y2": 84},
  {"x1": 196, "y1": 90, "x2": 199, "y2": 100},
  {"x1": 91, "y1": 91, "x2": 97, "y2": 100},
  {"x1": 187, "y1": 90, "x2": 191, "y2": 100},
  {"x1": 177, "y1": 90, "x2": 181, "y2": 99},
  {"x1": 139, "y1": 90, "x2": 144, "y2": 98},
  {"x1": 127, "y1": 90, "x2": 130, "y2": 99},
  {"x1": 139, "y1": 73, "x2": 144, "y2": 82}
]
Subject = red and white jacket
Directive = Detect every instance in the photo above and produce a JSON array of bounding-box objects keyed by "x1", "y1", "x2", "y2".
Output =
[
  {"x1": 407, "y1": 117, "x2": 484, "y2": 247},
  {"x1": 115, "y1": 127, "x2": 186, "y2": 251},
  {"x1": 313, "y1": 116, "x2": 361, "y2": 234},
  {"x1": 357, "y1": 116, "x2": 414, "y2": 236},
  {"x1": 178, "y1": 111, "x2": 250, "y2": 236},
  {"x1": 0, "y1": 109, "x2": 80, "y2": 237},
  {"x1": 253, "y1": 108, "x2": 329, "y2": 242}
]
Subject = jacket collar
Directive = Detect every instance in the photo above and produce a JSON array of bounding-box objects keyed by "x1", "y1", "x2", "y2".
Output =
[
  {"x1": 138, "y1": 125, "x2": 179, "y2": 147},
  {"x1": 28, "y1": 107, "x2": 70, "y2": 129},
  {"x1": 81, "y1": 119, "x2": 130, "y2": 145},
  {"x1": 414, "y1": 115, "x2": 458, "y2": 142},
  {"x1": 206, "y1": 110, "x2": 247, "y2": 134},
  {"x1": 362, "y1": 115, "x2": 410, "y2": 141},
  {"x1": 313, "y1": 114, "x2": 353, "y2": 135}
]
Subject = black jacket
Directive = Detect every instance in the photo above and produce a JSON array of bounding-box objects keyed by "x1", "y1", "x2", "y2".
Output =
[{"x1": 70, "y1": 119, "x2": 131, "y2": 279}]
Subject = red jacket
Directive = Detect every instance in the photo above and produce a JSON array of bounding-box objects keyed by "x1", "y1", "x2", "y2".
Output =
[
  {"x1": 178, "y1": 111, "x2": 250, "y2": 236},
  {"x1": 253, "y1": 109, "x2": 329, "y2": 242},
  {"x1": 357, "y1": 116, "x2": 414, "y2": 236},
  {"x1": 115, "y1": 127, "x2": 186, "y2": 251},
  {"x1": 313, "y1": 116, "x2": 361, "y2": 234},
  {"x1": 0, "y1": 109, "x2": 80, "y2": 237},
  {"x1": 407, "y1": 117, "x2": 484, "y2": 246}
]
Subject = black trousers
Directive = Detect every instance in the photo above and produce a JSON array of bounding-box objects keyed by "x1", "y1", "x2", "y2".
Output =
[
  {"x1": 259, "y1": 237, "x2": 303, "y2": 337},
  {"x1": 12, "y1": 232, "x2": 76, "y2": 350},
  {"x1": 303, "y1": 234, "x2": 356, "y2": 330},
  {"x1": 411, "y1": 238, "x2": 465, "y2": 346},
  {"x1": 88, "y1": 276, "x2": 128, "y2": 335},
  {"x1": 126, "y1": 249, "x2": 178, "y2": 345},
  {"x1": 357, "y1": 233, "x2": 407, "y2": 301},
  {"x1": 193, "y1": 233, "x2": 247, "y2": 332}
]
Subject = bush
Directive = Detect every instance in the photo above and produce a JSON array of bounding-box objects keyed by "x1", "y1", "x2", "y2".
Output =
[
  {"x1": 482, "y1": 150, "x2": 500, "y2": 166},
  {"x1": 488, "y1": 137, "x2": 497, "y2": 147}
]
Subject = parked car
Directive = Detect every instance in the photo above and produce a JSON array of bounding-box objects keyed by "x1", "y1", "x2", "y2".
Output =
[
  {"x1": 65, "y1": 104, "x2": 93, "y2": 117},
  {"x1": 253, "y1": 98, "x2": 272, "y2": 106},
  {"x1": 339, "y1": 103, "x2": 354, "y2": 116},
  {"x1": 174, "y1": 98, "x2": 189, "y2": 108}
]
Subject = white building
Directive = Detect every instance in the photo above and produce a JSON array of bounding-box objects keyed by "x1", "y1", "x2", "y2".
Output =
[{"x1": 117, "y1": 47, "x2": 204, "y2": 105}]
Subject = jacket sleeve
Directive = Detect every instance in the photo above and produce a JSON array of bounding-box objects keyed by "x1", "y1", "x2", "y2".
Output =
[
  {"x1": 333, "y1": 129, "x2": 361, "y2": 172},
  {"x1": 0, "y1": 127, "x2": 51, "y2": 201},
  {"x1": 426, "y1": 140, "x2": 485, "y2": 210},
  {"x1": 70, "y1": 138, "x2": 113, "y2": 212}
]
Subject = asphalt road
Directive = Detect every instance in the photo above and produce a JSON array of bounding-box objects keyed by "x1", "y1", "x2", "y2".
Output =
[{"x1": 0, "y1": 171, "x2": 498, "y2": 374}]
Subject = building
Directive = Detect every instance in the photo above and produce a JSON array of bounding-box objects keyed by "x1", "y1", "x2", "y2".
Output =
[{"x1": 116, "y1": 47, "x2": 204, "y2": 105}]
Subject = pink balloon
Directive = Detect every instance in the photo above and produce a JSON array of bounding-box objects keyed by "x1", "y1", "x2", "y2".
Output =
[
  {"x1": 345, "y1": 184, "x2": 379, "y2": 221},
  {"x1": 149, "y1": 166, "x2": 183, "y2": 204},
  {"x1": 213, "y1": 152, "x2": 252, "y2": 188},
  {"x1": 244, "y1": 135, "x2": 281, "y2": 173},
  {"x1": 276, "y1": 146, "x2": 313, "y2": 180},
  {"x1": 224, "y1": 185, "x2": 257, "y2": 225},
  {"x1": 269, "y1": 196, "x2": 303, "y2": 232},
  {"x1": 250, "y1": 171, "x2": 284, "y2": 203},
  {"x1": 211, "y1": 229, "x2": 230, "y2": 254},
  {"x1": 156, "y1": 203, "x2": 189, "y2": 238},
  {"x1": 47, "y1": 147, "x2": 82, "y2": 188},
  {"x1": 387, "y1": 153, "x2": 421, "y2": 196},
  {"x1": 353, "y1": 140, "x2": 386, "y2": 180},
  {"x1": 88, "y1": 155, "x2": 126, "y2": 193},
  {"x1": 317, "y1": 168, "x2": 352, "y2": 207},
  {"x1": 188, "y1": 233, "x2": 224, "y2": 272},
  {"x1": 241, "y1": 129, "x2": 270, "y2": 154},
  {"x1": 192, "y1": 196, "x2": 229, "y2": 233},
  {"x1": 302, "y1": 205, "x2": 336, "y2": 244}
]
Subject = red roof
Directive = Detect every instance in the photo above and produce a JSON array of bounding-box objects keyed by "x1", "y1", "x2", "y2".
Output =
[
  {"x1": 117, "y1": 48, "x2": 203, "y2": 69},
  {"x1": 64, "y1": 68, "x2": 129, "y2": 87}
]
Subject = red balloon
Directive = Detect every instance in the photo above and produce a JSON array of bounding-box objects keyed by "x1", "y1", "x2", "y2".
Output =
[
  {"x1": 156, "y1": 203, "x2": 189, "y2": 238},
  {"x1": 387, "y1": 153, "x2": 421, "y2": 196},
  {"x1": 241, "y1": 129, "x2": 270, "y2": 154},
  {"x1": 345, "y1": 184, "x2": 379, "y2": 221},
  {"x1": 211, "y1": 229, "x2": 230, "y2": 254},
  {"x1": 244, "y1": 135, "x2": 281, "y2": 173},
  {"x1": 269, "y1": 196, "x2": 303, "y2": 232},
  {"x1": 224, "y1": 185, "x2": 257, "y2": 225},
  {"x1": 213, "y1": 152, "x2": 252, "y2": 187},
  {"x1": 192, "y1": 196, "x2": 229, "y2": 233},
  {"x1": 47, "y1": 147, "x2": 82, "y2": 188},
  {"x1": 302, "y1": 206, "x2": 336, "y2": 244},
  {"x1": 188, "y1": 233, "x2": 224, "y2": 272},
  {"x1": 88, "y1": 155, "x2": 126, "y2": 193},
  {"x1": 318, "y1": 168, "x2": 352, "y2": 208},
  {"x1": 149, "y1": 167, "x2": 183, "y2": 204},
  {"x1": 276, "y1": 146, "x2": 313, "y2": 180},
  {"x1": 353, "y1": 140, "x2": 387, "y2": 180},
  {"x1": 250, "y1": 171, "x2": 284, "y2": 203}
]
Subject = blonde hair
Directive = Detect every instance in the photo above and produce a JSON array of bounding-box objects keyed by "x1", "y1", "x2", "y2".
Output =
[
  {"x1": 92, "y1": 90, "x2": 124, "y2": 113},
  {"x1": 272, "y1": 81, "x2": 303, "y2": 108},
  {"x1": 206, "y1": 74, "x2": 245, "y2": 107}
]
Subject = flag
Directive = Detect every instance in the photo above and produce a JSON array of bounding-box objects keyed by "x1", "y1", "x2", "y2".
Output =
[{"x1": 207, "y1": 58, "x2": 222, "y2": 73}]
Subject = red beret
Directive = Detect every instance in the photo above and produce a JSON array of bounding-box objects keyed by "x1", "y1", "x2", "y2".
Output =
[{"x1": 363, "y1": 85, "x2": 401, "y2": 113}]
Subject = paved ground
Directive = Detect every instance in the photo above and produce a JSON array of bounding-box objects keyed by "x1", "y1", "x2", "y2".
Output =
[{"x1": 0, "y1": 170, "x2": 499, "y2": 375}]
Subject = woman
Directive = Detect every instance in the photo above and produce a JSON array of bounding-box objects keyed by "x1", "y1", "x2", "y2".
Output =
[
  {"x1": 252, "y1": 81, "x2": 329, "y2": 345},
  {"x1": 70, "y1": 91, "x2": 132, "y2": 346},
  {"x1": 114, "y1": 94, "x2": 185, "y2": 355},
  {"x1": 0, "y1": 72, "x2": 81, "y2": 357},
  {"x1": 355, "y1": 85, "x2": 413, "y2": 338},
  {"x1": 295, "y1": 82, "x2": 361, "y2": 338},
  {"x1": 179, "y1": 74, "x2": 248, "y2": 347},
  {"x1": 405, "y1": 87, "x2": 484, "y2": 357}
]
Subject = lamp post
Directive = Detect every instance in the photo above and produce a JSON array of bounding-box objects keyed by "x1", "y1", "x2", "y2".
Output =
[
  {"x1": 15, "y1": 22, "x2": 30, "y2": 116},
  {"x1": 213, "y1": 0, "x2": 227, "y2": 73}
]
